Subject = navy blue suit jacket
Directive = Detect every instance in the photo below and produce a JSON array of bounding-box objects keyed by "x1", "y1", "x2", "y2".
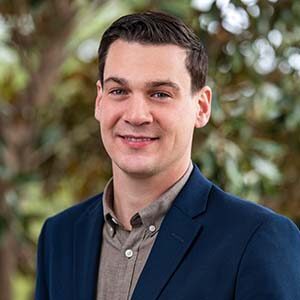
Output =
[{"x1": 35, "y1": 165, "x2": 300, "y2": 299}]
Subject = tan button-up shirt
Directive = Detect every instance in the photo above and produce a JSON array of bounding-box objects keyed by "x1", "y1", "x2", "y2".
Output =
[{"x1": 96, "y1": 163, "x2": 193, "y2": 300}]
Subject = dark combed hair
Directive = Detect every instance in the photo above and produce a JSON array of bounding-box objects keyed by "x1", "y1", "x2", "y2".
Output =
[{"x1": 98, "y1": 11, "x2": 208, "y2": 94}]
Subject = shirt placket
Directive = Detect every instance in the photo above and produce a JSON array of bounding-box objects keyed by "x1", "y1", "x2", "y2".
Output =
[{"x1": 117, "y1": 224, "x2": 147, "y2": 300}]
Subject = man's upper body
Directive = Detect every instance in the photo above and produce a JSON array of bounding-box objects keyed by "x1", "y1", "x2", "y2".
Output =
[
  {"x1": 35, "y1": 11, "x2": 300, "y2": 300},
  {"x1": 35, "y1": 163, "x2": 300, "y2": 300}
]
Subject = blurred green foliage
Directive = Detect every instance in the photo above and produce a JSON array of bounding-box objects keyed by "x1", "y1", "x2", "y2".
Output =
[{"x1": 0, "y1": 0, "x2": 299, "y2": 299}]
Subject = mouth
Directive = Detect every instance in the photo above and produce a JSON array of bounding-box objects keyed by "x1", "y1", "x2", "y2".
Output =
[
  {"x1": 118, "y1": 134, "x2": 159, "y2": 148},
  {"x1": 119, "y1": 135, "x2": 159, "y2": 141}
]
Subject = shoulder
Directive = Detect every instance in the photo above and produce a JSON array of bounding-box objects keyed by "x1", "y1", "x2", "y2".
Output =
[
  {"x1": 43, "y1": 192, "x2": 103, "y2": 232},
  {"x1": 208, "y1": 184, "x2": 300, "y2": 237},
  {"x1": 210, "y1": 184, "x2": 273, "y2": 216},
  {"x1": 219, "y1": 188, "x2": 300, "y2": 298}
]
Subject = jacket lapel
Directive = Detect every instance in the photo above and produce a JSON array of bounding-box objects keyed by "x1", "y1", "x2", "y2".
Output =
[
  {"x1": 73, "y1": 196, "x2": 104, "y2": 300},
  {"x1": 132, "y1": 165, "x2": 212, "y2": 300}
]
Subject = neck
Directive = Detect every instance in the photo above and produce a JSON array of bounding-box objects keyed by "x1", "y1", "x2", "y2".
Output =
[{"x1": 112, "y1": 160, "x2": 191, "y2": 230}]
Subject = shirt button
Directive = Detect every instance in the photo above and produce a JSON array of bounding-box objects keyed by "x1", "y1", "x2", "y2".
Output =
[
  {"x1": 125, "y1": 249, "x2": 133, "y2": 258},
  {"x1": 149, "y1": 225, "x2": 156, "y2": 232}
]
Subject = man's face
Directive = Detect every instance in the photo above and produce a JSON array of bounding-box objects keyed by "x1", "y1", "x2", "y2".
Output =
[{"x1": 95, "y1": 39, "x2": 211, "y2": 178}]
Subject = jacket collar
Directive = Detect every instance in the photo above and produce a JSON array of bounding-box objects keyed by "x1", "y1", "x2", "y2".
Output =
[{"x1": 173, "y1": 163, "x2": 212, "y2": 218}]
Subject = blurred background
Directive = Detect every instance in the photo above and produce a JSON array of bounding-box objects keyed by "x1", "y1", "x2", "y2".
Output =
[{"x1": 0, "y1": 0, "x2": 299, "y2": 299}]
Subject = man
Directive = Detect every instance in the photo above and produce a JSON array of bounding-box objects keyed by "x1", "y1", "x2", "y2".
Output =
[{"x1": 35, "y1": 11, "x2": 300, "y2": 300}]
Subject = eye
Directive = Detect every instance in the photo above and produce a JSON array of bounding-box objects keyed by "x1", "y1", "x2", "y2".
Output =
[
  {"x1": 109, "y1": 88, "x2": 127, "y2": 96},
  {"x1": 151, "y1": 92, "x2": 171, "y2": 99}
]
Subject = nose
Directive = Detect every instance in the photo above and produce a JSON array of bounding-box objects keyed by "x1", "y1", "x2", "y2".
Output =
[{"x1": 123, "y1": 95, "x2": 153, "y2": 126}]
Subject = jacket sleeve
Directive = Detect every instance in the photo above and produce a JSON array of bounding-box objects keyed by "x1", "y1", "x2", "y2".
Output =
[
  {"x1": 235, "y1": 214, "x2": 300, "y2": 300},
  {"x1": 34, "y1": 219, "x2": 50, "y2": 300}
]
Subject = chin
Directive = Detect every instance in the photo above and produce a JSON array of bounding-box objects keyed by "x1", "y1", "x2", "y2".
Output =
[{"x1": 114, "y1": 159, "x2": 159, "y2": 178}]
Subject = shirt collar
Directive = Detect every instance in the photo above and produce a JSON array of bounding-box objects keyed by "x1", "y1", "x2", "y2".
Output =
[{"x1": 102, "y1": 161, "x2": 194, "y2": 231}]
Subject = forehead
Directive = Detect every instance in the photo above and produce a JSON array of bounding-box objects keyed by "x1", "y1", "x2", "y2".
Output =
[{"x1": 104, "y1": 39, "x2": 191, "y2": 88}]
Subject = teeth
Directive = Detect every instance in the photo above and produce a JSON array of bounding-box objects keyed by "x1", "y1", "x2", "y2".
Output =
[{"x1": 124, "y1": 137, "x2": 153, "y2": 142}]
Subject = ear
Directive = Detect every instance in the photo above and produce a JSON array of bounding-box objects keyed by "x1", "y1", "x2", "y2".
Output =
[
  {"x1": 94, "y1": 80, "x2": 103, "y2": 122},
  {"x1": 194, "y1": 86, "x2": 212, "y2": 128}
]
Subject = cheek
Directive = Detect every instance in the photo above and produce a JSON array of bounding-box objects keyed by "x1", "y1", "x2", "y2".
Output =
[
  {"x1": 162, "y1": 104, "x2": 196, "y2": 132},
  {"x1": 174, "y1": 114, "x2": 197, "y2": 143},
  {"x1": 100, "y1": 102, "x2": 123, "y2": 129}
]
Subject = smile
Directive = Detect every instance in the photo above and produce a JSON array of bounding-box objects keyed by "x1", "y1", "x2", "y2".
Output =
[
  {"x1": 118, "y1": 135, "x2": 159, "y2": 148},
  {"x1": 122, "y1": 136, "x2": 157, "y2": 142}
]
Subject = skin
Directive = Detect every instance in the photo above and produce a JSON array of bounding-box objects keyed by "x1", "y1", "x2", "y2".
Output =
[{"x1": 95, "y1": 39, "x2": 212, "y2": 229}]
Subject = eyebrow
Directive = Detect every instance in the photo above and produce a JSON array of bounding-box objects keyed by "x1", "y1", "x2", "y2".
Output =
[
  {"x1": 104, "y1": 76, "x2": 128, "y2": 86},
  {"x1": 104, "y1": 76, "x2": 180, "y2": 91},
  {"x1": 145, "y1": 80, "x2": 180, "y2": 91}
]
